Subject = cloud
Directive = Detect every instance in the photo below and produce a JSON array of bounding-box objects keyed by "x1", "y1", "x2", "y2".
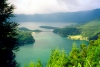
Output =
[
  {"x1": 8, "y1": 0, "x2": 100, "y2": 14},
  {"x1": 57, "y1": 0, "x2": 100, "y2": 11}
]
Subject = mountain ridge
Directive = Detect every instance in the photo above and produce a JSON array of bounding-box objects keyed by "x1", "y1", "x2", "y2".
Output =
[{"x1": 12, "y1": 9, "x2": 100, "y2": 23}]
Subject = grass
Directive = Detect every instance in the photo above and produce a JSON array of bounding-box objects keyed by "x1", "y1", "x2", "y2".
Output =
[{"x1": 68, "y1": 35, "x2": 88, "y2": 41}]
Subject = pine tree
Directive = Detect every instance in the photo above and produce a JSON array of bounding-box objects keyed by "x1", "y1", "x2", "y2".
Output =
[
  {"x1": 24, "y1": 59, "x2": 43, "y2": 67},
  {"x1": 0, "y1": 0, "x2": 19, "y2": 67},
  {"x1": 68, "y1": 42, "x2": 80, "y2": 67},
  {"x1": 46, "y1": 48, "x2": 68, "y2": 67},
  {"x1": 36, "y1": 58, "x2": 43, "y2": 67}
]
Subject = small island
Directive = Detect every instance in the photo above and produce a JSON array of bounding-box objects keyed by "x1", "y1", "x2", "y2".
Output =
[
  {"x1": 39, "y1": 26, "x2": 56, "y2": 29},
  {"x1": 32, "y1": 29, "x2": 42, "y2": 32},
  {"x1": 19, "y1": 27, "x2": 42, "y2": 32}
]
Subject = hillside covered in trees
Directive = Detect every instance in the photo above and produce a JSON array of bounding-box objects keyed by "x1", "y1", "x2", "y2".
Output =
[
  {"x1": 24, "y1": 35, "x2": 100, "y2": 67},
  {"x1": 53, "y1": 19, "x2": 100, "y2": 40},
  {"x1": 17, "y1": 27, "x2": 35, "y2": 45},
  {"x1": 1, "y1": 0, "x2": 100, "y2": 67},
  {"x1": 12, "y1": 9, "x2": 100, "y2": 23}
]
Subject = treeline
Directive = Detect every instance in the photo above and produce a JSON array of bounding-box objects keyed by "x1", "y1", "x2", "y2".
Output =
[
  {"x1": 39, "y1": 26, "x2": 56, "y2": 29},
  {"x1": 53, "y1": 26, "x2": 81, "y2": 37},
  {"x1": 78, "y1": 19, "x2": 100, "y2": 40},
  {"x1": 24, "y1": 35, "x2": 100, "y2": 67},
  {"x1": 12, "y1": 9, "x2": 100, "y2": 23},
  {"x1": 19, "y1": 27, "x2": 42, "y2": 32},
  {"x1": 53, "y1": 19, "x2": 100, "y2": 40}
]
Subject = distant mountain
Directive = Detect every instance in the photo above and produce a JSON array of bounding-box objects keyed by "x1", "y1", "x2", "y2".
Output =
[{"x1": 12, "y1": 9, "x2": 100, "y2": 23}]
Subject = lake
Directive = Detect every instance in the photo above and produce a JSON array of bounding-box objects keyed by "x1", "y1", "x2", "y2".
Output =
[{"x1": 16, "y1": 22, "x2": 89, "y2": 67}]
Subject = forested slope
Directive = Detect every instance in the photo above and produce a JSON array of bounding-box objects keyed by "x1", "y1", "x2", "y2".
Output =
[
  {"x1": 77, "y1": 19, "x2": 100, "y2": 40},
  {"x1": 24, "y1": 35, "x2": 100, "y2": 67},
  {"x1": 13, "y1": 9, "x2": 100, "y2": 23},
  {"x1": 53, "y1": 19, "x2": 100, "y2": 40}
]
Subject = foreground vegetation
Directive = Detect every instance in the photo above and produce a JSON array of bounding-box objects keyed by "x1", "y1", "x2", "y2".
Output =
[
  {"x1": 24, "y1": 35, "x2": 100, "y2": 67},
  {"x1": 1, "y1": 0, "x2": 100, "y2": 67},
  {"x1": 53, "y1": 19, "x2": 100, "y2": 41},
  {"x1": 0, "y1": 0, "x2": 19, "y2": 67}
]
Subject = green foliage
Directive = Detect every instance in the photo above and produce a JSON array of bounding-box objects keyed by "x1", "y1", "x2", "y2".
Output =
[
  {"x1": 53, "y1": 26, "x2": 80, "y2": 36},
  {"x1": 19, "y1": 27, "x2": 42, "y2": 32},
  {"x1": 77, "y1": 20, "x2": 100, "y2": 40},
  {"x1": 36, "y1": 59, "x2": 43, "y2": 67},
  {"x1": 17, "y1": 27, "x2": 35, "y2": 45},
  {"x1": 0, "y1": 0, "x2": 19, "y2": 67},
  {"x1": 46, "y1": 48, "x2": 68, "y2": 67},
  {"x1": 68, "y1": 43, "x2": 80, "y2": 67},
  {"x1": 78, "y1": 63, "x2": 82, "y2": 67},
  {"x1": 24, "y1": 36, "x2": 100, "y2": 67},
  {"x1": 65, "y1": 37, "x2": 100, "y2": 67},
  {"x1": 39, "y1": 26, "x2": 56, "y2": 29},
  {"x1": 19, "y1": 27, "x2": 31, "y2": 31},
  {"x1": 32, "y1": 29, "x2": 42, "y2": 32},
  {"x1": 84, "y1": 38, "x2": 100, "y2": 67},
  {"x1": 17, "y1": 30, "x2": 35, "y2": 45},
  {"x1": 24, "y1": 59, "x2": 43, "y2": 67},
  {"x1": 24, "y1": 61, "x2": 35, "y2": 67},
  {"x1": 53, "y1": 19, "x2": 100, "y2": 40}
]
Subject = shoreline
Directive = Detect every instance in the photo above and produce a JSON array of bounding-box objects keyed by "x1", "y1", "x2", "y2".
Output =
[{"x1": 68, "y1": 35, "x2": 89, "y2": 41}]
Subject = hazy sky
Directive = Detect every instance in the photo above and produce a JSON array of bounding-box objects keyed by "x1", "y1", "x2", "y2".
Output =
[{"x1": 8, "y1": 0, "x2": 100, "y2": 14}]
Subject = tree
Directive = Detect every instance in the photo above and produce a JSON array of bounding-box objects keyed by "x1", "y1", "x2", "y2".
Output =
[
  {"x1": 24, "y1": 61, "x2": 35, "y2": 67},
  {"x1": 24, "y1": 59, "x2": 43, "y2": 67},
  {"x1": 36, "y1": 58, "x2": 43, "y2": 67},
  {"x1": 68, "y1": 43, "x2": 80, "y2": 67},
  {"x1": 46, "y1": 48, "x2": 68, "y2": 67},
  {"x1": 84, "y1": 37, "x2": 100, "y2": 67},
  {"x1": 0, "y1": 0, "x2": 19, "y2": 67}
]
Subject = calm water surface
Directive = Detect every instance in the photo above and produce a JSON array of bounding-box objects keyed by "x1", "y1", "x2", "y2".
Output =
[{"x1": 16, "y1": 22, "x2": 89, "y2": 67}]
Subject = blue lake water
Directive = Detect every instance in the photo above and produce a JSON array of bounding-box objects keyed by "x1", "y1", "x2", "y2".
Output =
[{"x1": 16, "y1": 22, "x2": 89, "y2": 67}]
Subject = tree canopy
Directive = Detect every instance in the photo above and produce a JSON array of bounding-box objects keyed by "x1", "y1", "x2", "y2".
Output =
[
  {"x1": 25, "y1": 36, "x2": 100, "y2": 67},
  {"x1": 0, "y1": 0, "x2": 19, "y2": 67}
]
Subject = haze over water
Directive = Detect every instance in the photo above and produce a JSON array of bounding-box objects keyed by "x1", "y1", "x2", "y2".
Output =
[{"x1": 18, "y1": 22, "x2": 76, "y2": 31}]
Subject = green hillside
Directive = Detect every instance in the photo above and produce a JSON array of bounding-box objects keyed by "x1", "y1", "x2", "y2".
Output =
[
  {"x1": 17, "y1": 27, "x2": 35, "y2": 45},
  {"x1": 77, "y1": 19, "x2": 100, "y2": 40},
  {"x1": 25, "y1": 36, "x2": 100, "y2": 67},
  {"x1": 53, "y1": 19, "x2": 100, "y2": 40}
]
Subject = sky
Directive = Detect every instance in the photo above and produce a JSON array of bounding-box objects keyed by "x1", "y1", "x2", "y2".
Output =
[{"x1": 8, "y1": 0, "x2": 100, "y2": 14}]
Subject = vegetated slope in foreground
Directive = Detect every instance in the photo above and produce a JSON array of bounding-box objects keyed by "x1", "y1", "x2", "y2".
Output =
[
  {"x1": 53, "y1": 19, "x2": 100, "y2": 40},
  {"x1": 24, "y1": 35, "x2": 100, "y2": 67}
]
